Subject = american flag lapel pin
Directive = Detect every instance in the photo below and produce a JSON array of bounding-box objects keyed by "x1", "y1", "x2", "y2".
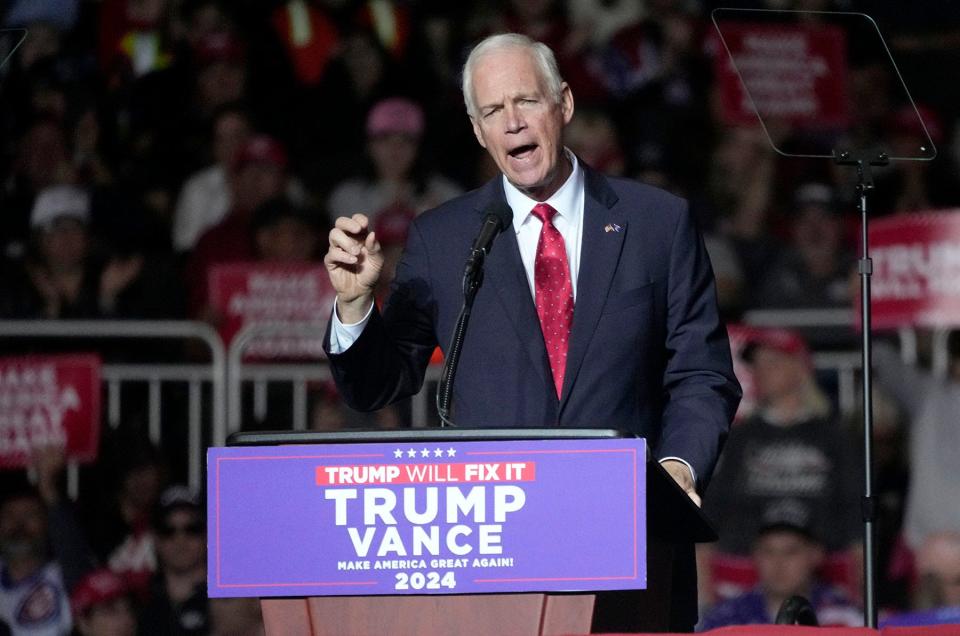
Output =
[{"x1": 604, "y1": 223, "x2": 622, "y2": 233}]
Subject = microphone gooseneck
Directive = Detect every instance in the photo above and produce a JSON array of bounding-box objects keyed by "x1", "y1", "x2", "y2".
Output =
[{"x1": 437, "y1": 202, "x2": 513, "y2": 427}]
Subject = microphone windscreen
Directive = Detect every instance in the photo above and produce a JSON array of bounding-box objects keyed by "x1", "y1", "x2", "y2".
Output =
[{"x1": 485, "y1": 202, "x2": 513, "y2": 230}]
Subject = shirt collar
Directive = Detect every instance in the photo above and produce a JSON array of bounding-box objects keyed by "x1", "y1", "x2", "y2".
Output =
[{"x1": 503, "y1": 149, "x2": 583, "y2": 234}]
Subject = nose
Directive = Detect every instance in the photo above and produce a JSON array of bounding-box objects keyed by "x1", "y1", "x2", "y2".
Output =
[{"x1": 503, "y1": 102, "x2": 525, "y2": 134}]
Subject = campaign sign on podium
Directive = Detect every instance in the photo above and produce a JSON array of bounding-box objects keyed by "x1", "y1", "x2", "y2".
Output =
[{"x1": 208, "y1": 437, "x2": 646, "y2": 597}]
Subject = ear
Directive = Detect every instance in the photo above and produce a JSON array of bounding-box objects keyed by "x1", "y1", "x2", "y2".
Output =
[
  {"x1": 470, "y1": 116, "x2": 488, "y2": 150},
  {"x1": 559, "y1": 82, "x2": 574, "y2": 125}
]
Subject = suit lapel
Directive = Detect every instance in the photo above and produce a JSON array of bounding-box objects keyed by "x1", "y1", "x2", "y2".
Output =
[
  {"x1": 475, "y1": 180, "x2": 554, "y2": 399},
  {"x1": 559, "y1": 166, "x2": 624, "y2": 412}
]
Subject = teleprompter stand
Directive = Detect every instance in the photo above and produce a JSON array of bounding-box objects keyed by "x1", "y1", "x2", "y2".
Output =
[{"x1": 712, "y1": 8, "x2": 938, "y2": 627}]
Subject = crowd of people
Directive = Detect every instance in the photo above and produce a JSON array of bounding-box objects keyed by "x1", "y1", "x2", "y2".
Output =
[{"x1": 1, "y1": 0, "x2": 960, "y2": 633}]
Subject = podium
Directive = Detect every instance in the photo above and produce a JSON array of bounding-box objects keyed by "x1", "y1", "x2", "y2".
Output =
[{"x1": 217, "y1": 428, "x2": 716, "y2": 635}]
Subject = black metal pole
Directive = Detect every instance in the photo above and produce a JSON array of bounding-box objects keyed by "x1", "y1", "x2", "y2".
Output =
[
  {"x1": 858, "y1": 169, "x2": 878, "y2": 630},
  {"x1": 836, "y1": 150, "x2": 886, "y2": 629}
]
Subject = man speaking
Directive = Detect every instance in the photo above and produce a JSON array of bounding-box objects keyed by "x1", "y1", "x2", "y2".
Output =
[{"x1": 323, "y1": 33, "x2": 740, "y2": 631}]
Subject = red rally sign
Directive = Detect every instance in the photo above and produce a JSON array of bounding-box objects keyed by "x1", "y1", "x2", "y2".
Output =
[
  {"x1": 208, "y1": 262, "x2": 337, "y2": 359},
  {"x1": 0, "y1": 354, "x2": 101, "y2": 468},
  {"x1": 868, "y1": 211, "x2": 960, "y2": 330},
  {"x1": 714, "y1": 21, "x2": 849, "y2": 128}
]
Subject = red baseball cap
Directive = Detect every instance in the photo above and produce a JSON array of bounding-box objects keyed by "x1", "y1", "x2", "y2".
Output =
[
  {"x1": 71, "y1": 569, "x2": 130, "y2": 616},
  {"x1": 232, "y1": 135, "x2": 288, "y2": 172},
  {"x1": 741, "y1": 327, "x2": 812, "y2": 367}
]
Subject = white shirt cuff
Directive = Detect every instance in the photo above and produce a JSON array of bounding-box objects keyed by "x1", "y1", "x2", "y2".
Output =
[
  {"x1": 659, "y1": 456, "x2": 697, "y2": 486},
  {"x1": 327, "y1": 298, "x2": 375, "y2": 354}
]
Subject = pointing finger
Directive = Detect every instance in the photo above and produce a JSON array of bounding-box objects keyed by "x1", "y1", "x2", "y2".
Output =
[{"x1": 364, "y1": 231, "x2": 381, "y2": 255}]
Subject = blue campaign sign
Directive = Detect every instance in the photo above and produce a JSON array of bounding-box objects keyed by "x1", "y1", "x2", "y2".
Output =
[{"x1": 208, "y1": 437, "x2": 646, "y2": 597}]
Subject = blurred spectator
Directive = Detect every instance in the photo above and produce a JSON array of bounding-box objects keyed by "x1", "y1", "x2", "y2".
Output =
[
  {"x1": 566, "y1": 0, "x2": 643, "y2": 48},
  {"x1": 0, "y1": 486, "x2": 73, "y2": 635},
  {"x1": 859, "y1": 388, "x2": 911, "y2": 611},
  {"x1": 1, "y1": 185, "x2": 179, "y2": 320},
  {"x1": 702, "y1": 328, "x2": 860, "y2": 597},
  {"x1": 565, "y1": 109, "x2": 626, "y2": 177},
  {"x1": 68, "y1": 101, "x2": 114, "y2": 190},
  {"x1": 270, "y1": 0, "x2": 339, "y2": 88},
  {"x1": 709, "y1": 127, "x2": 782, "y2": 297},
  {"x1": 873, "y1": 337, "x2": 960, "y2": 551},
  {"x1": 171, "y1": 102, "x2": 252, "y2": 252},
  {"x1": 0, "y1": 445, "x2": 96, "y2": 635},
  {"x1": 1, "y1": 118, "x2": 71, "y2": 260},
  {"x1": 755, "y1": 182, "x2": 854, "y2": 309},
  {"x1": 371, "y1": 204, "x2": 415, "y2": 301},
  {"x1": 477, "y1": 0, "x2": 605, "y2": 102},
  {"x1": 84, "y1": 436, "x2": 166, "y2": 601},
  {"x1": 327, "y1": 97, "x2": 461, "y2": 223},
  {"x1": 98, "y1": 0, "x2": 175, "y2": 81},
  {"x1": 192, "y1": 31, "x2": 246, "y2": 119},
  {"x1": 882, "y1": 532, "x2": 960, "y2": 627},
  {"x1": 871, "y1": 104, "x2": 960, "y2": 216},
  {"x1": 185, "y1": 134, "x2": 290, "y2": 315},
  {"x1": 138, "y1": 486, "x2": 208, "y2": 636},
  {"x1": 699, "y1": 503, "x2": 862, "y2": 630},
  {"x1": 172, "y1": 104, "x2": 309, "y2": 253},
  {"x1": 915, "y1": 532, "x2": 960, "y2": 610},
  {"x1": 303, "y1": 29, "x2": 400, "y2": 160},
  {"x1": 251, "y1": 196, "x2": 324, "y2": 263},
  {"x1": 703, "y1": 233, "x2": 746, "y2": 319},
  {"x1": 70, "y1": 568, "x2": 136, "y2": 636}
]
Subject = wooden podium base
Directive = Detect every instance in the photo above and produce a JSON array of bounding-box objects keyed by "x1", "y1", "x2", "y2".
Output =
[{"x1": 261, "y1": 593, "x2": 595, "y2": 636}]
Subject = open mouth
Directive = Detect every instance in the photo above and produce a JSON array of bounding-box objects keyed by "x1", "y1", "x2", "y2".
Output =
[{"x1": 508, "y1": 144, "x2": 538, "y2": 160}]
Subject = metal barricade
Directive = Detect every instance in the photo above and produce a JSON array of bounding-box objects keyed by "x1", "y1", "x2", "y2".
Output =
[
  {"x1": 226, "y1": 321, "x2": 440, "y2": 436},
  {"x1": 6, "y1": 312, "x2": 931, "y2": 495},
  {"x1": 0, "y1": 321, "x2": 225, "y2": 493}
]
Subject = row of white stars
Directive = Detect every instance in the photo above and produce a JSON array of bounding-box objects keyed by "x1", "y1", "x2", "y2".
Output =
[{"x1": 394, "y1": 447, "x2": 457, "y2": 459}]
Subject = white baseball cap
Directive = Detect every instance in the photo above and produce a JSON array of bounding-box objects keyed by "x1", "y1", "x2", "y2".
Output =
[{"x1": 30, "y1": 184, "x2": 91, "y2": 230}]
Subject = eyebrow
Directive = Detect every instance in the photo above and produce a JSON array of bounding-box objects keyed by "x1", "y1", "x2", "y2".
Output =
[{"x1": 479, "y1": 93, "x2": 541, "y2": 112}]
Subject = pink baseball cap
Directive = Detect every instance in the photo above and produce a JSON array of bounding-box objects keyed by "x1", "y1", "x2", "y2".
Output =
[{"x1": 366, "y1": 97, "x2": 424, "y2": 137}]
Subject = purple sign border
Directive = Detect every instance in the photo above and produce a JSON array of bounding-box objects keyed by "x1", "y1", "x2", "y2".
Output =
[{"x1": 208, "y1": 438, "x2": 646, "y2": 597}]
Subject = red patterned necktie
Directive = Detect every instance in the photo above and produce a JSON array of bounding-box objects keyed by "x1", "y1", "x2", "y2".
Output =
[{"x1": 531, "y1": 203, "x2": 574, "y2": 399}]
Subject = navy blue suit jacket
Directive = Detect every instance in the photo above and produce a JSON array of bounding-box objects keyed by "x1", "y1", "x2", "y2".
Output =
[{"x1": 325, "y1": 164, "x2": 741, "y2": 487}]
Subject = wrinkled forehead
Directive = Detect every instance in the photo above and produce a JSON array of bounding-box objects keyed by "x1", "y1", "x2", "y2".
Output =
[{"x1": 471, "y1": 46, "x2": 549, "y2": 97}]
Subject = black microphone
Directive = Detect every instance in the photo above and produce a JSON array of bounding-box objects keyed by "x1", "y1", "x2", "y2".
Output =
[{"x1": 465, "y1": 202, "x2": 513, "y2": 280}]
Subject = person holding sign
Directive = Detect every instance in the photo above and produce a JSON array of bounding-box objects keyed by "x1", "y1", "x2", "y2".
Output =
[{"x1": 323, "y1": 33, "x2": 740, "y2": 631}]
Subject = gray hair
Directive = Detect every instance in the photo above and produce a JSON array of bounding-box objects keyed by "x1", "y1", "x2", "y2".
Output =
[{"x1": 461, "y1": 33, "x2": 564, "y2": 119}]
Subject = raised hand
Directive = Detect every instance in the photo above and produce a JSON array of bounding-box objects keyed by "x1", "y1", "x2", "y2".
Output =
[
  {"x1": 99, "y1": 256, "x2": 143, "y2": 303},
  {"x1": 324, "y1": 213, "x2": 384, "y2": 323}
]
